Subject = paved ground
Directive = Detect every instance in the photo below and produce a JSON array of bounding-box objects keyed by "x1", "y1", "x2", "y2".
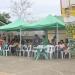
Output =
[{"x1": 0, "y1": 56, "x2": 75, "y2": 75}]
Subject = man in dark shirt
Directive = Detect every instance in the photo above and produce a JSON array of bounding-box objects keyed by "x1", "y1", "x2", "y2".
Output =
[{"x1": 32, "y1": 34, "x2": 41, "y2": 46}]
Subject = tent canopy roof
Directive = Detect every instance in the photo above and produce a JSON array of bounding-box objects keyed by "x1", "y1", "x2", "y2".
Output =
[
  {"x1": 0, "y1": 15, "x2": 65, "y2": 31},
  {"x1": 28, "y1": 15, "x2": 65, "y2": 30},
  {"x1": 0, "y1": 19, "x2": 29, "y2": 31}
]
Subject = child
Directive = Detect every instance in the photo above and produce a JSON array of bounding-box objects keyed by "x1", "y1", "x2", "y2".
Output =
[{"x1": 64, "y1": 44, "x2": 69, "y2": 58}]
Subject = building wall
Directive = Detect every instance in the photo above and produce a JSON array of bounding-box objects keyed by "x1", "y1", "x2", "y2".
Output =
[
  {"x1": 61, "y1": 0, "x2": 75, "y2": 39},
  {"x1": 48, "y1": 30, "x2": 66, "y2": 42},
  {"x1": 61, "y1": 0, "x2": 75, "y2": 16}
]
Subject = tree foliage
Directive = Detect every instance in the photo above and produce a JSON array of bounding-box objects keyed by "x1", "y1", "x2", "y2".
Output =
[{"x1": 0, "y1": 12, "x2": 11, "y2": 26}]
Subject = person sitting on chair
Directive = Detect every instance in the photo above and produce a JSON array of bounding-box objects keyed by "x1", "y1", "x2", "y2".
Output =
[{"x1": 64, "y1": 44, "x2": 69, "y2": 58}]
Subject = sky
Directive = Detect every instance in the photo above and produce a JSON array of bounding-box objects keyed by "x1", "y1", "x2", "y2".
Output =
[{"x1": 0, "y1": 0, "x2": 61, "y2": 21}]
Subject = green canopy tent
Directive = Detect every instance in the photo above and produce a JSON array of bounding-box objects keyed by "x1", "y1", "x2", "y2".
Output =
[
  {"x1": 24, "y1": 15, "x2": 65, "y2": 47},
  {"x1": 0, "y1": 16, "x2": 65, "y2": 57},
  {"x1": 29, "y1": 15, "x2": 65, "y2": 42},
  {"x1": 0, "y1": 19, "x2": 30, "y2": 55},
  {"x1": 0, "y1": 15, "x2": 65, "y2": 31},
  {"x1": 0, "y1": 19, "x2": 30, "y2": 31},
  {"x1": 0, "y1": 15, "x2": 65, "y2": 45},
  {"x1": 27, "y1": 15, "x2": 65, "y2": 30},
  {"x1": 28, "y1": 15, "x2": 65, "y2": 58}
]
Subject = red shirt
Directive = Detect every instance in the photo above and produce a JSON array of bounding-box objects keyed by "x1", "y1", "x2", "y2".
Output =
[{"x1": 0, "y1": 39, "x2": 3, "y2": 47}]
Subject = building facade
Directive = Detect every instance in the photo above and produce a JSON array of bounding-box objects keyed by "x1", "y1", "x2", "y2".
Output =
[
  {"x1": 61, "y1": 0, "x2": 75, "y2": 22},
  {"x1": 48, "y1": 0, "x2": 75, "y2": 42}
]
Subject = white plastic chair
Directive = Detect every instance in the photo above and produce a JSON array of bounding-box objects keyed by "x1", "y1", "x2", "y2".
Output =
[
  {"x1": 21, "y1": 45, "x2": 28, "y2": 56},
  {"x1": 31, "y1": 46, "x2": 37, "y2": 57},
  {"x1": 22, "y1": 45, "x2": 32, "y2": 57},
  {"x1": 63, "y1": 47, "x2": 71, "y2": 59},
  {"x1": 3, "y1": 47, "x2": 10, "y2": 56},
  {"x1": 32, "y1": 45, "x2": 44, "y2": 58},
  {"x1": 37, "y1": 45, "x2": 44, "y2": 51},
  {"x1": 0, "y1": 47, "x2": 1, "y2": 50},
  {"x1": 27, "y1": 45, "x2": 32, "y2": 57},
  {"x1": 45, "y1": 45, "x2": 55, "y2": 59},
  {"x1": 0, "y1": 46, "x2": 3, "y2": 56}
]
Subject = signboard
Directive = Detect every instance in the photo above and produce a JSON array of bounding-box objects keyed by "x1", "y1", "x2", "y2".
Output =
[
  {"x1": 61, "y1": 0, "x2": 75, "y2": 16},
  {"x1": 61, "y1": 0, "x2": 75, "y2": 22}
]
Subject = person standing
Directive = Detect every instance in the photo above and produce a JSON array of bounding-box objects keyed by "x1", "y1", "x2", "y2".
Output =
[
  {"x1": 0, "y1": 37, "x2": 4, "y2": 49},
  {"x1": 41, "y1": 35, "x2": 49, "y2": 45},
  {"x1": 32, "y1": 34, "x2": 41, "y2": 47}
]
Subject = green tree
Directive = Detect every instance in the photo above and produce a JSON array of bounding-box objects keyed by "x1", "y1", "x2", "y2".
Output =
[{"x1": 0, "y1": 12, "x2": 11, "y2": 26}]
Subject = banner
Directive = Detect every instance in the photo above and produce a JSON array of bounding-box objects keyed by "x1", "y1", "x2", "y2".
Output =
[{"x1": 61, "y1": 0, "x2": 75, "y2": 16}]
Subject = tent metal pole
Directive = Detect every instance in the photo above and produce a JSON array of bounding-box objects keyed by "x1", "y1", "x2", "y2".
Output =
[
  {"x1": 0, "y1": 31, "x2": 3, "y2": 38},
  {"x1": 20, "y1": 29, "x2": 22, "y2": 56},
  {"x1": 45, "y1": 30, "x2": 48, "y2": 40},
  {"x1": 6, "y1": 33, "x2": 8, "y2": 43},
  {"x1": 56, "y1": 24, "x2": 59, "y2": 59}
]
